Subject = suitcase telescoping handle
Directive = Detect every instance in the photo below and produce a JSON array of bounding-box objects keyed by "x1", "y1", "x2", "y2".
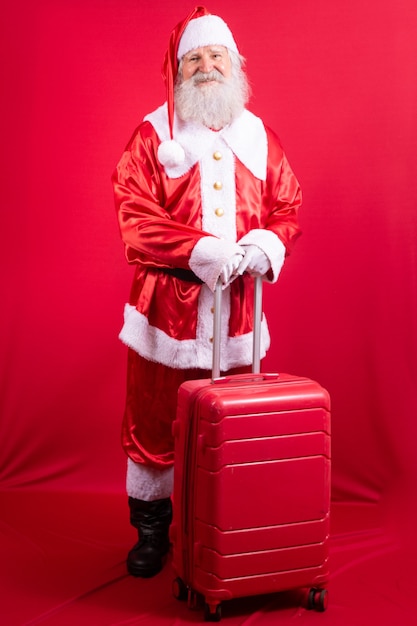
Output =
[{"x1": 212, "y1": 275, "x2": 263, "y2": 380}]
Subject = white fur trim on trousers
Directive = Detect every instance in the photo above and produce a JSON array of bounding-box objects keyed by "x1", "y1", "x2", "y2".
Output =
[{"x1": 126, "y1": 457, "x2": 174, "y2": 501}]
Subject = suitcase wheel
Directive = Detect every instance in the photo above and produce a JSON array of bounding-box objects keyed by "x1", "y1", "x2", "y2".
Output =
[
  {"x1": 307, "y1": 587, "x2": 328, "y2": 612},
  {"x1": 172, "y1": 577, "x2": 188, "y2": 602},
  {"x1": 204, "y1": 601, "x2": 222, "y2": 622}
]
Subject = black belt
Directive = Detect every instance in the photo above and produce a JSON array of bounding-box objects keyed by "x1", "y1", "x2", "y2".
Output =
[{"x1": 161, "y1": 267, "x2": 203, "y2": 284}]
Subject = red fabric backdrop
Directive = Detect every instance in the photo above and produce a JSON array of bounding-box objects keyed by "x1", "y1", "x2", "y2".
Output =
[{"x1": 1, "y1": 1, "x2": 417, "y2": 623}]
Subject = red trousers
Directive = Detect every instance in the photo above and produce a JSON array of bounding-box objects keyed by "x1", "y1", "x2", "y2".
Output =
[{"x1": 122, "y1": 349, "x2": 251, "y2": 470}]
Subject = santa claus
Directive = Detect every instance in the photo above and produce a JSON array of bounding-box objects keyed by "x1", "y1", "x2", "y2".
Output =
[{"x1": 112, "y1": 6, "x2": 302, "y2": 578}]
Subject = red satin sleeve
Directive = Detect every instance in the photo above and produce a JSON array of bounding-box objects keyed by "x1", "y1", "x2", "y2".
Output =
[
  {"x1": 234, "y1": 127, "x2": 302, "y2": 253},
  {"x1": 112, "y1": 122, "x2": 212, "y2": 270},
  {"x1": 263, "y1": 128, "x2": 303, "y2": 253}
]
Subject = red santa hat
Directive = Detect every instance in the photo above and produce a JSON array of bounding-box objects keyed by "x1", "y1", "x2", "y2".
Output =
[{"x1": 158, "y1": 6, "x2": 240, "y2": 168}]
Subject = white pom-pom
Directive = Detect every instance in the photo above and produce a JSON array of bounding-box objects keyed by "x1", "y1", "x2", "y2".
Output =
[{"x1": 157, "y1": 140, "x2": 185, "y2": 168}]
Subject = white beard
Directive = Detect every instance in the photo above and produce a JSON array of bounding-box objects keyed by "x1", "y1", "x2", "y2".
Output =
[{"x1": 174, "y1": 66, "x2": 249, "y2": 130}]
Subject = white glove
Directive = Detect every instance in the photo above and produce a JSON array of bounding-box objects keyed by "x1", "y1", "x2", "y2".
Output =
[
  {"x1": 219, "y1": 251, "x2": 244, "y2": 285},
  {"x1": 237, "y1": 244, "x2": 271, "y2": 277}
]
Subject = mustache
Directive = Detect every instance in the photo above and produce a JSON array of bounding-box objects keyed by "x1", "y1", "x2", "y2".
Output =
[{"x1": 192, "y1": 69, "x2": 225, "y2": 85}]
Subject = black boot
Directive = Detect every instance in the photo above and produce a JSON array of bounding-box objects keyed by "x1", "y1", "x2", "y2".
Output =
[{"x1": 127, "y1": 496, "x2": 172, "y2": 578}]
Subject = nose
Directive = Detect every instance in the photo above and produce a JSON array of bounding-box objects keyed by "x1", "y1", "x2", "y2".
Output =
[{"x1": 199, "y1": 54, "x2": 214, "y2": 74}]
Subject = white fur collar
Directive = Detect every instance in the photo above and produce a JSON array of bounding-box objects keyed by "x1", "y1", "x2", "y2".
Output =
[{"x1": 144, "y1": 103, "x2": 267, "y2": 180}]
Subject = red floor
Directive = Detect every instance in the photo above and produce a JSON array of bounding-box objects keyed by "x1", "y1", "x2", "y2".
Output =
[{"x1": 1, "y1": 490, "x2": 416, "y2": 625}]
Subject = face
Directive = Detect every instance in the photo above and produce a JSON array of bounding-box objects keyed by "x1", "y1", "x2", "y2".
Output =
[{"x1": 180, "y1": 45, "x2": 232, "y2": 83}]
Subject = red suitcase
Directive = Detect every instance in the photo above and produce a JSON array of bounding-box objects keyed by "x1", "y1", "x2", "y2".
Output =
[{"x1": 171, "y1": 279, "x2": 331, "y2": 621}]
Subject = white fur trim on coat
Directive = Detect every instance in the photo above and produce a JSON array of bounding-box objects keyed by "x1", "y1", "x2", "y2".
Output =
[
  {"x1": 144, "y1": 105, "x2": 267, "y2": 180},
  {"x1": 238, "y1": 229, "x2": 286, "y2": 283},
  {"x1": 119, "y1": 295, "x2": 270, "y2": 371},
  {"x1": 199, "y1": 134, "x2": 237, "y2": 240}
]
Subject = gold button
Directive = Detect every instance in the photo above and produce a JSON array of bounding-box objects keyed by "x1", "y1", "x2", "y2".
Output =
[
  {"x1": 213, "y1": 181, "x2": 223, "y2": 190},
  {"x1": 215, "y1": 208, "x2": 224, "y2": 217},
  {"x1": 213, "y1": 151, "x2": 222, "y2": 160},
  {"x1": 209, "y1": 337, "x2": 214, "y2": 343},
  {"x1": 210, "y1": 307, "x2": 215, "y2": 314}
]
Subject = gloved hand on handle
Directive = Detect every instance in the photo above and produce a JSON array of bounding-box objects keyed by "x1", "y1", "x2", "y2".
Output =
[
  {"x1": 219, "y1": 251, "x2": 245, "y2": 285},
  {"x1": 237, "y1": 229, "x2": 286, "y2": 283},
  {"x1": 189, "y1": 236, "x2": 245, "y2": 291},
  {"x1": 236, "y1": 244, "x2": 271, "y2": 277},
  {"x1": 189, "y1": 232, "x2": 279, "y2": 290}
]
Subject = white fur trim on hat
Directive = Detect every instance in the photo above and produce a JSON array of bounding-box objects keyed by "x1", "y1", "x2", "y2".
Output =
[{"x1": 177, "y1": 14, "x2": 239, "y2": 60}]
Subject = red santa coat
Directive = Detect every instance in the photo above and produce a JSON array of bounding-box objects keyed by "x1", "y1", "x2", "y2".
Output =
[{"x1": 113, "y1": 104, "x2": 302, "y2": 372}]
